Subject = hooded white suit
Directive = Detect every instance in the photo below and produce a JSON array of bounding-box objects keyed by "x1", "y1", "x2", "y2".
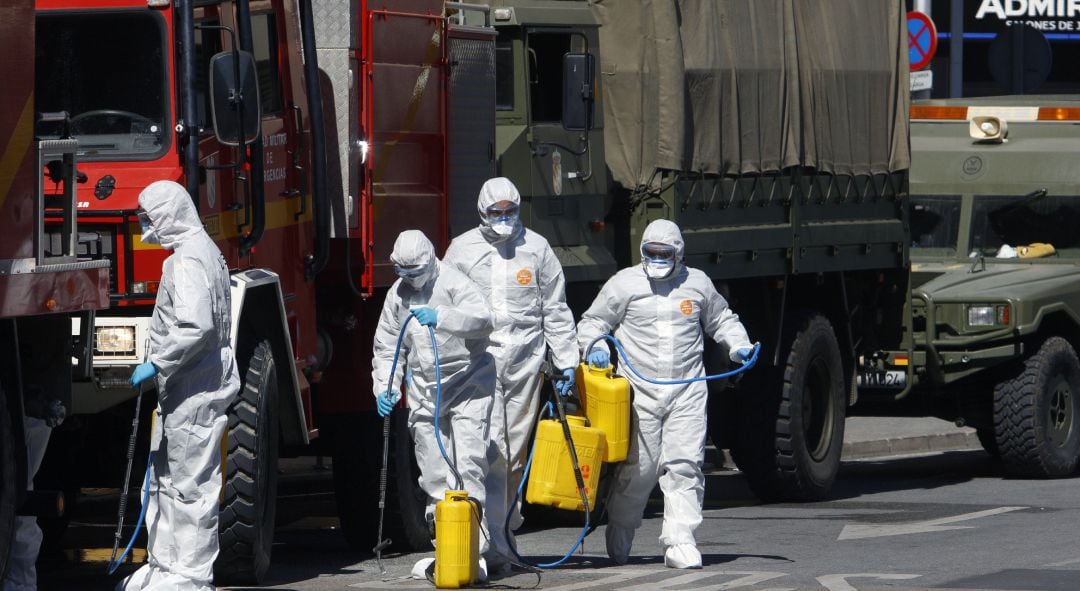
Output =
[
  {"x1": 443, "y1": 178, "x2": 578, "y2": 567},
  {"x1": 118, "y1": 180, "x2": 240, "y2": 591},
  {"x1": 576, "y1": 220, "x2": 752, "y2": 569},
  {"x1": 372, "y1": 231, "x2": 496, "y2": 538}
]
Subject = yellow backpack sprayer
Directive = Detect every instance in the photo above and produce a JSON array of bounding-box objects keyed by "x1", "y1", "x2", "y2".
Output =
[{"x1": 505, "y1": 336, "x2": 760, "y2": 569}]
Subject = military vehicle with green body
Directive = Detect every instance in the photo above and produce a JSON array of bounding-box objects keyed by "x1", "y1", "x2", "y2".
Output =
[
  {"x1": 473, "y1": 0, "x2": 914, "y2": 501},
  {"x1": 865, "y1": 98, "x2": 1080, "y2": 478}
]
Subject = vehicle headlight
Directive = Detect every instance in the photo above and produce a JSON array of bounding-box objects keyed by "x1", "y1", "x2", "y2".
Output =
[
  {"x1": 968, "y1": 304, "x2": 1010, "y2": 327},
  {"x1": 95, "y1": 326, "x2": 136, "y2": 354}
]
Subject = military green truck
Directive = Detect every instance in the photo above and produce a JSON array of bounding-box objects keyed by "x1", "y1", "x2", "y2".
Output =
[
  {"x1": 472, "y1": 0, "x2": 914, "y2": 501},
  {"x1": 869, "y1": 98, "x2": 1080, "y2": 478}
]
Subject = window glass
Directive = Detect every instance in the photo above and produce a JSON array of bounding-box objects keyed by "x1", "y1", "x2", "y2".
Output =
[
  {"x1": 495, "y1": 38, "x2": 514, "y2": 111},
  {"x1": 36, "y1": 11, "x2": 167, "y2": 159},
  {"x1": 527, "y1": 33, "x2": 572, "y2": 123},
  {"x1": 910, "y1": 195, "x2": 962, "y2": 253},
  {"x1": 971, "y1": 194, "x2": 1080, "y2": 257},
  {"x1": 252, "y1": 13, "x2": 282, "y2": 115},
  {"x1": 195, "y1": 21, "x2": 222, "y2": 132}
]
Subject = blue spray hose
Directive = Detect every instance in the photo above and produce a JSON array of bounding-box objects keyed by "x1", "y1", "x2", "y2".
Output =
[
  {"x1": 106, "y1": 453, "x2": 152, "y2": 575},
  {"x1": 504, "y1": 337, "x2": 761, "y2": 568},
  {"x1": 383, "y1": 314, "x2": 462, "y2": 487},
  {"x1": 586, "y1": 335, "x2": 761, "y2": 384}
]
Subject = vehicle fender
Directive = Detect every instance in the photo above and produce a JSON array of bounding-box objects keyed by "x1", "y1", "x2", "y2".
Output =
[{"x1": 230, "y1": 269, "x2": 308, "y2": 446}]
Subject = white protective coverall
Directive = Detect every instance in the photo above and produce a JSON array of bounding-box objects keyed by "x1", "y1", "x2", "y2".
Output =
[
  {"x1": 118, "y1": 181, "x2": 240, "y2": 591},
  {"x1": 443, "y1": 178, "x2": 578, "y2": 566},
  {"x1": 576, "y1": 220, "x2": 752, "y2": 569},
  {"x1": 372, "y1": 231, "x2": 496, "y2": 539},
  {"x1": 1, "y1": 418, "x2": 51, "y2": 591}
]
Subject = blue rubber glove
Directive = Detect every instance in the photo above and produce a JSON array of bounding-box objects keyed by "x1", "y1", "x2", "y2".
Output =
[
  {"x1": 410, "y1": 306, "x2": 438, "y2": 327},
  {"x1": 554, "y1": 367, "x2": 576, "y2": 397},
  {"x1": 734, "y1": 346, "x2": 755, "y2": 364},
  {"x1": 376, "y1": 391, "x2": 398, "y2": 417},
  {"x1": 129, "y1": 362, "x2": 157, "y2": 387},
  {"x1": 587, "y1": 348, "x2": 610, "y2": 369}
]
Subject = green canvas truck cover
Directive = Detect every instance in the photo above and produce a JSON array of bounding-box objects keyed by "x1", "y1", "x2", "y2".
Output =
[{"x1": 591, "y1": 0, "x2": 911, "y2": 190}]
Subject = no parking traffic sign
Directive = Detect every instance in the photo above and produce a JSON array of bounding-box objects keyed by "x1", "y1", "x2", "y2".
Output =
[{"x1": 907, "y1": 11, "x2": 937, "y2": 71}]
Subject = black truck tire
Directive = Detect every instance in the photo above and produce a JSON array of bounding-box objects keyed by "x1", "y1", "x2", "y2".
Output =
[
  {"x1": 215, "y1": 340, "x2": 280, "y2": 585},
  {"x1": 976, "y1": 428, "x2": 1000, "y2": 460},
  {"x1": 732, "y1": 314, "x2": 846, "y2": 501},
  {"x1": 385, "y1": 409, "x2": 434, "y2": 551},
  {"x1": 0, "y1": 385, "x2": 16, "y2": 581},
  {"x1": 993, "y1": 336, "x2": 1080, "y2": 478}
]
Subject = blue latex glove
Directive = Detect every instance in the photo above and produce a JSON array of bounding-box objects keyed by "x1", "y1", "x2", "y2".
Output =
[
  {"x1": 130, "y1": 362, "x2": 157, "y2": 387},
  {"x1": 410, "y1": 306, "x2": 438, "y2": 327},
  {"x1": 587, "y1": 348, "x2": 610, "y2": 369},
  {"x1": 734, "y1": 346, "x2": 755, "y2": 364},
  {"x1": 554, "y1": 367, "x2": 576, "y2": 397},
  {"x1": 376, "y1": 391, "x2": 398, "y2": 417}
]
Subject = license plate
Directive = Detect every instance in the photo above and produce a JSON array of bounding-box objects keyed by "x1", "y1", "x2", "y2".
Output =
[{"x1": 858, "y1": 369, "x2": 907, "y2": 389}]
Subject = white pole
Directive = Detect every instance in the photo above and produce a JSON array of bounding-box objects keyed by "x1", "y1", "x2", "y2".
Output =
[{"x1": 913, "y1": 0, "x2": 931, "y2": 15}]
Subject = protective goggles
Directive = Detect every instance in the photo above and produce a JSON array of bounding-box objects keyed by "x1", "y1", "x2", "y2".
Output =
[
  {"x1": 484, "y1": 204, "x2": 520, "y2": 224},
  {"x1": 136, "y1": 210, "x2": 152, "y2": 226},
  {"x1": 640, "y1": 241, "x2": 678, "y2": 263},
  {"x1": 393, "y1": 264, "x2": 427, "y2": 278}
]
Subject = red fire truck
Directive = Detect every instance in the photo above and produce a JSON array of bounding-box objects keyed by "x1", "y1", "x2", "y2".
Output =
[
  {"x1": 32, "y1": 0, "x2": 494, "y2": 583},
  {"x1": 1, "y1": 0, "x2": 111, "y2": 578}
]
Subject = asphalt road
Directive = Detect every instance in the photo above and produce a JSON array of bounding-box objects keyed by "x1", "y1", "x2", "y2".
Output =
[{"x1": 36, "y1": 448, "x2": 1080, "y2": 591}]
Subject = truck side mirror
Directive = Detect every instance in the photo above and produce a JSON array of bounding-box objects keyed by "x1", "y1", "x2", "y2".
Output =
[
  {"x1": 209, "y1": 50, "x2": 262, "y2": 146},
  {"x1": 562, "y1": 52, "x2": 595, "y2": 131}
]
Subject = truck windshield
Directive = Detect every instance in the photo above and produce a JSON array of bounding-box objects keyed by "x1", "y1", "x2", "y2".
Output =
[
  {"x1": 35, "y1": 11, "x2": 168, "y2": 160},
  {"x1": 910, "y1": 195, "x2": 961, "y2": 254},
  {"x1": 971, "y1": 194, "x2": 1080, "y2": 258}
]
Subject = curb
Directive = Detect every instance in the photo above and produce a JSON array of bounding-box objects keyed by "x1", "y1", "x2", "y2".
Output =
[{"x1": 841, "y1": 430, "x2": 983, "y2": 460}]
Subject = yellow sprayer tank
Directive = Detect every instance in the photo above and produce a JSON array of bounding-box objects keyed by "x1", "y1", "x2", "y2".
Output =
[
  {"x1": 576, "y1": 362, "x2": 631, "y2": 462},
  {"x1": 434, "y1": 490, "x2": 479, "y2": 588},
  {"x1": 526, "y1": 416, "x2": 606, "y2": 511}
]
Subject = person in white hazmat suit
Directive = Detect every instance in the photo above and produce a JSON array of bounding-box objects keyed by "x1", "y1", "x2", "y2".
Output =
[
  {"x1": 443, "y1": 178, "x2": 578, "y2": 571},
  {"x1": 577, "y1": 219, "x2": 754, "y2": 569},
  {"x1": 2, "y1": 418, "x2": 51, "y2": 591},
  {"x1": 118, "y1": 180, "x2": 240, "y2": 591},
  {"x1": 371, "y1": 230, "x2": 497, "y2": 578}
]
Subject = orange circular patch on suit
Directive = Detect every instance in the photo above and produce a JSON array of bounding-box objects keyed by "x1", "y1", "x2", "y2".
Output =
[
  {"x1": 680, "y1": 299, "x2": 694, "y2": 316},
  {"x1": 517, "y1": 269, "x2": 533, "y2": 285}
]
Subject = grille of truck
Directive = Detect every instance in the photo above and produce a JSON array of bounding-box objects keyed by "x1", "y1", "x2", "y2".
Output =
[{"x1": 46, "y1": 224, "x2": 119, "y2": 293}]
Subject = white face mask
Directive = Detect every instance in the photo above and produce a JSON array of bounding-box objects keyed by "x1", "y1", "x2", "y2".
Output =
[
  {"x1": 491, "y1": 221, "x2": 516, "y2": 236},
  {"x1": 644, "y1": 259, "x2": 674, "y2": 280}
]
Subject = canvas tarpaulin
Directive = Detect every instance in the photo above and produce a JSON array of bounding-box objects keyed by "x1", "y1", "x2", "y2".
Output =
[{"x1": 590, "y1": 0, "x2": 911, "y2": 190}]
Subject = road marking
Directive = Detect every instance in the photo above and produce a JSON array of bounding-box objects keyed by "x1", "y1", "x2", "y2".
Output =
[
  {"x1": 1044, "y1": 556, "x2": 1080, "y2": 567},
  {"x1": 618, "y1": 571, "x2": 788, "y2": 591},
  {"x1": 541, "y1": 569, "x2": 659, "y2": 590},
  {"x1": 817, "y1": 573, "x2": 921, "y2": 591},
  {"x1": 351, "y1": 568, "x2": 792, "y2": 590},
  {"x1": 838, "y1": 506, "x2": 1027, "y2": 540}
]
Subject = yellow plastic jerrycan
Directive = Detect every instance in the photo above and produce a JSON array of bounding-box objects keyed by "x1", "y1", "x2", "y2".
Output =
[
  {"x1": 526, "y1": 415, "x2": 606, "y2": 511},
  {"x1": 576, "y1": 362, "x2": 631, "y2": 462},
  {"x1": 434, "y1": 490, "x2": 479, "y2": 589}
]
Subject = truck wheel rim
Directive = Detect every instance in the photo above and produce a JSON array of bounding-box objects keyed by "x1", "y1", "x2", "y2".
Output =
[
  {"x1": 1047, "y1": 376, "x2": 1073, "y2": 448},
  {"x1": 804, "y1": 356, "x2": 834, "y2": 462}
]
